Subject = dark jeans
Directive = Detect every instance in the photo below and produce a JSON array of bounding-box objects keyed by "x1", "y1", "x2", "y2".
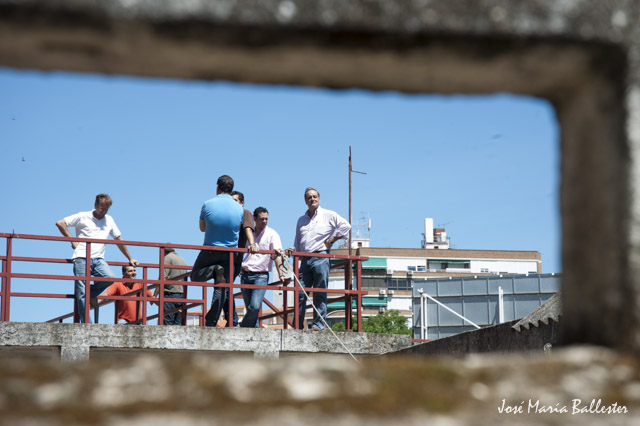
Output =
[
  {"x1": 221, "y1": 253, "x2": 243, "y2": 327},
  {"x1": 163, "y1": 292, "x2": 184, "y2": 325},
  {"x1": 191, "y1": 249, "x2": 231, "y2": 327}
]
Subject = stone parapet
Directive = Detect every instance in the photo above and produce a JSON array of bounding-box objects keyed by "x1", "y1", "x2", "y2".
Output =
[{"x1": 0, "y1": 322, "x2": 411, "y2": 361}]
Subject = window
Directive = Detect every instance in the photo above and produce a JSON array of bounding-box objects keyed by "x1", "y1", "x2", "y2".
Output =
[
  {"x1": 417, "y1": 265, "x2": 426, "y2": 272},
  {"x1": 481, "y1": 268, "x2": 489, "y2": 273},
  {"x1": 388, "y1": 279, "x2": 409, "y2": 290},
  {"x1": 362, "y1": 277, "x2": 386, "y2": 289},
  {"x1": 408, "y1": 266, "x2": 416, "y2": 272}
]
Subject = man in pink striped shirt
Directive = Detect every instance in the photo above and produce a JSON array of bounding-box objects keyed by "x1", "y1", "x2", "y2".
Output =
[{"x1": 239, "y1": 207, "x2": 289, "y2": 328}]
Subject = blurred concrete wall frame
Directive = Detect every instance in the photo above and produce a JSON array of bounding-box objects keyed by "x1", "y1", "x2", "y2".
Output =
[{"x1": 1, "y1": 0, "x2": 639, "y2": 350}]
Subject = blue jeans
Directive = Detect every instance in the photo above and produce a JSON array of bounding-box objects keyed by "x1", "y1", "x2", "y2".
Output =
[
  {"x1": 298, "y1": 255, "x2": 329, "y2": 330},
  {"x1": 73, "y1": 257, "x2": 115, "y2": 323},
  {"x1": 163, "y1": 292, "x2": 184, "y2": 325},
  {"x1": 240, "y1": 272, "x2": 269, "y2": 328}
]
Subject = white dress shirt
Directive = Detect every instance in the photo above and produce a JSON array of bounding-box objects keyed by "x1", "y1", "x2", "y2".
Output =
[{"x1": 294, "y1": 206, "x2": 351, "y2": 253}]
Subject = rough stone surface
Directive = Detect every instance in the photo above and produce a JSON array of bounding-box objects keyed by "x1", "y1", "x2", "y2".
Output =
[
  {"x1": 0, "y1": 322, "x2": 411, "y2": 360},
  {"x1": 399, "y1": 319, "x2": 559, "y2": 357},
  {"x1": 1, "y1": 1, "x2": 640, "y2": 350},
  {"x1": 0, "y1": 346, "x2": 638, "y2": 425}
]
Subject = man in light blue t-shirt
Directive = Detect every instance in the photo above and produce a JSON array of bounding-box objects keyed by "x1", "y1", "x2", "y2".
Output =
[{"x1": 191, "y1": 175, "x2": 243, "y2": 326}]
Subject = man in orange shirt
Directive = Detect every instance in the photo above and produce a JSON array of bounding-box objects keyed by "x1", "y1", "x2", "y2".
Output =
[{"x1": 104, "y1": 265, "x2": 154, "y2": 324}]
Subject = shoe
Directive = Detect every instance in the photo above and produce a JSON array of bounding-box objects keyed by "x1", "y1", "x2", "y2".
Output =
[
  {"x1": 311, "y1": 326, "x2": 322, "y2": 332},
  {"x1": 213, "y1": 265, "x2": 225, "y2": 284}
]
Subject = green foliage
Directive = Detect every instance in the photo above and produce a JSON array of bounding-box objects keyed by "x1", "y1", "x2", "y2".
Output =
[
  {"x1": 362, "y1": 310, "x2": 411, "y2": 335},
  {"x1": 331, "y1": 321, "x2": 347, "y2": 332},
  {"x1": 330, "y1": 311, "x2": 411, "y2": 335}
]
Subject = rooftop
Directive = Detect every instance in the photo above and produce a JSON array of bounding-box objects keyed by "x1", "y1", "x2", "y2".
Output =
[{"x1": 335, "y1": 247, "x2": 541, "y2": 261}]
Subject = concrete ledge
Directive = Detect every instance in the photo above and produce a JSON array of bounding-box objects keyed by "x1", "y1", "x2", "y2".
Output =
[{"x1": 0, "y1": 322, "x2": 411, "y2": 361}]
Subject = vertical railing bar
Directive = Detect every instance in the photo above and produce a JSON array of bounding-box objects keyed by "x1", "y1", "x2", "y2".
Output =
[
  {"x1": 141, "y1": 266, "x2": 148, "y2": 325},
  {"x1": 201, "y1": 270, "x2": 207, "y2": 327},
  {"x1": 227, "y1": 250, "x2": 234, "y2": 327},
  {"x1": 293, "y1": 254, "x2": 300, "y2": 329},
  {"x1": 2, "y1": 236, "x2": 13, "y2": 321},
  {"x1": 84, "y1": 242, "x2": 92, "y2": 323},
  {"x1": 181, "y1": 271, "x2": 188, "y2": 326},
  {"x1": 282, "y1": 270, "x2": 289, "y2": 329},
  {"x1": 356, "y1": 257, "x2": 362, "y2": 332},
  {"x1": 345, "y1": 260, "x2": 352, "y2": 331},
  {"x1": 158, "y1": 247, "x2": 165, "y2": 325}
]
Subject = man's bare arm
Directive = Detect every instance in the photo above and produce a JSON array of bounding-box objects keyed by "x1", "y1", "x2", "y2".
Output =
[
  {"x1": 114, "y1": 236, "x2": 138, "y2": 266},
  {"x1": 245, "y1": 227, "x2": 259, "y2": 254},
  {"x1": 55, "y1": 219, "x2": 78, "y2": 249},
  {"x1": 199, "y1": 219, "x2": 206, "y2": 232},
  {"x1": 274, "y1": 255, "x2": 290, "y2": 284}
]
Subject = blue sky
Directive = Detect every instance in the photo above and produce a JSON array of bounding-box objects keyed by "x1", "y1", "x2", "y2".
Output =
[{"x1": 0, "y1": 68, "x2": 560, "y2": 322}]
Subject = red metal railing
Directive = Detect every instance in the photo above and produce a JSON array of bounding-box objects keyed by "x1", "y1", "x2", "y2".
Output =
[{"x1": 0, "y1": 232, "x2": 369, "y2": 329}]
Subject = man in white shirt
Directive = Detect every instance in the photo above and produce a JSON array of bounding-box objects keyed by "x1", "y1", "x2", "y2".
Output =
[
  {"x1": 240, "y1": 207, "x2": 289, "y2": 328},
  {"x1": 293, "y1": 188, "x2": 350, "y2": 330},
  {"x1": 56, "y1": 193, "x2": 138, "y2": 323}
]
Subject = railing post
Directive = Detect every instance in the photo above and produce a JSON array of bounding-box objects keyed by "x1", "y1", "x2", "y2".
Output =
[
  {"x1": 158, "y1": 247, "x2": 165, "y2": 325},
  {"x1": 84, "y1": 243, "x2": 91, "y2": 324},
  {"x1": 282, "y1": 277, "x2": 288, "y2": 329},
  {"x1": 181, "y1": 283, "x2": 187, "y2": 326},
  {"x1": 141, "y1": 266, "x2": 148, "y2": 325},
  {"x1": 1, "y1": 255, "x2": 3, "y2": 322},
  {"x1": 201, "y1": 269, "x2": 207, "y2": 327},
  {"x1": 227, "y1": 250, "x2": 234, "y2": 327},
  {"x1": 293, "y1": 254, "x2": 300, "y2": 329},
  {"x1": 345, "y1": 259, "x2": 352, "y2": 331},
  {"x1": 2, "y1": 235, "x2": 12, "y2": 322},
  {"x1": 113, "y1": 291, "x2": 118, "y2": 324},
  {"x1": 356, "y1": 258, "x2": 362, "y2": 332}
]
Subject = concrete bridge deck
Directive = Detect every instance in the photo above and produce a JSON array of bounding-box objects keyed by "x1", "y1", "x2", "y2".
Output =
[{"x1": 0, "y1": 322, "x2": 411, "y2": 361}]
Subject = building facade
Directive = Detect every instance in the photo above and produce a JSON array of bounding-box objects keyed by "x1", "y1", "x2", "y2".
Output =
[{"x1": 273, "y1": 219, "x2": 551, "y2": 336}]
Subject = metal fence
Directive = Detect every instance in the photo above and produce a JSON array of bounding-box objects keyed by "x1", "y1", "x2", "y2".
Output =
[
  {"x1": 412, "y1": 273, "x2": 561, "y2": 340},
  {"x1": 0, "y1": 232, "x2": 369, "y2": 330}
]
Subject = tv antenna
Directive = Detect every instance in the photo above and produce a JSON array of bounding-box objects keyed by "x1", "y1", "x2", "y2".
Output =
[{"x1": 349, "y1": 146, "x2": 367, "y2": 255}]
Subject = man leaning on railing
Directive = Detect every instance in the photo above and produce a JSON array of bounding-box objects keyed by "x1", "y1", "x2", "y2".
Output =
[
  {"x1": 191, "y1": 175, "x2": 249, "y2": 327},
  {"x1": 291, "y1": 187, "x2": 350, "y2": 331},
  {"x1": 55, "y1": 193, "x2": 138, "y2": 323}
]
